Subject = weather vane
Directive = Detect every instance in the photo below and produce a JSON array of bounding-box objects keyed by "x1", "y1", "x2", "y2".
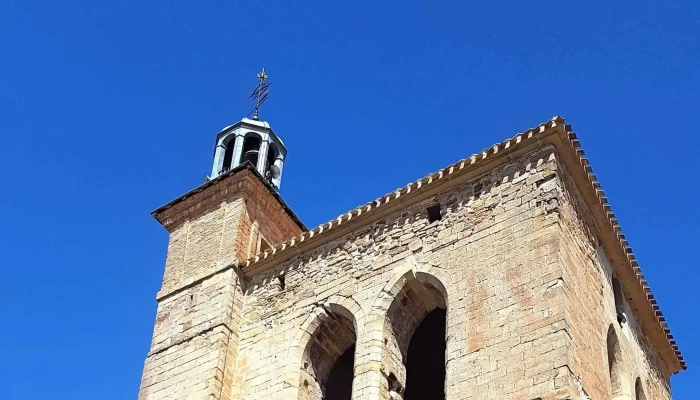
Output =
[{"x1": 249, "y1": 67, "x2": 271, "y2": 120}]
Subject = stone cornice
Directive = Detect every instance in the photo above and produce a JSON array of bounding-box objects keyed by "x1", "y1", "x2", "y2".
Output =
[{"x1": 151, "y1": 162, "x2": 306, "y2": 232}]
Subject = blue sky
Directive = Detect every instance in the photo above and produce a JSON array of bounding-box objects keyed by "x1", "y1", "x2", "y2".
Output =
[{"x1": 1, "y1": 0, "x2": 698, "y2": 398}]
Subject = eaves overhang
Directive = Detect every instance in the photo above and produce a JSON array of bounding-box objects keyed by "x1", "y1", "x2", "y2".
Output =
[{"x1": 151, "y1": 161, "x2": 307, "y2": 232}]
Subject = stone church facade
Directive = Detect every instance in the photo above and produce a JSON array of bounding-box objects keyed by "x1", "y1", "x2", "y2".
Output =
[{"x1": 138, "y1": 116, "x2": 685, "y2": 400}]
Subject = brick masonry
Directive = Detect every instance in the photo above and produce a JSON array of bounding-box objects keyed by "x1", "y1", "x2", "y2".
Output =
[
  {"x1": 138, "y1": 126, "x2": 680, "y2": 399},
  {"x1": 139, "y1": 169, "x2": 302, "y2": 400}
]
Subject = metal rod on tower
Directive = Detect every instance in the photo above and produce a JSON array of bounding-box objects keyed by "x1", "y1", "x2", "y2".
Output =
[{"x1": 249, "y1": 68, "x2": 271, "y2": 120}]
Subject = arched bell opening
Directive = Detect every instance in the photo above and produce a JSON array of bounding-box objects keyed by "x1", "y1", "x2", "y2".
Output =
[
  {"x1": 299, "y1": 307, "x2": 357, "y2": 400},
  {"x1": 383, "y1": 275, "x2": 447, "y2": 400},
  {"x1": 326, "y1": 344, "x2": 355, "y2": 400},
  {"x1": 612, "y1": 276, "x2": 626, "y2": 325},
  {"x1": 221, "y1": 135, "x2": 236, "y2": 172},
  {"x1": 405, "y1": 308, "x2": 446, "y2": 399},
  {"x1": 265, "y1": 143, "x2": 280, "y2": 183},
  {"x1": 607, "y1": 325, "x2": 627, "y2": 399},
  {"x1": 635, "y1": 377, "x2": 647, "y2": 400},
  {"x1": 266, "y1": 143, "x2": 278, "y2": 171},
  {"x1": 241, "y1": 133, "x2": 262, "y2": 167}
]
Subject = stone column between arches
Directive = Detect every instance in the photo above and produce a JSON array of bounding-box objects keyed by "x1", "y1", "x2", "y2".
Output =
[
  {"x1": 350, "y1": 313, "x2": 386, "y2": 399},
  {"x1": 284, "y1": 269, "x2": 459, "y2": 400}
]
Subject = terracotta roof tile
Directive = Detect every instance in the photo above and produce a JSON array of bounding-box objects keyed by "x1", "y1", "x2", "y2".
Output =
[
  {"x1": 563, "y1": 122, "x2": 686, "y2": 371},
  {"x1": 242, "y1": 117, "x2": 563, "y2": 266}
]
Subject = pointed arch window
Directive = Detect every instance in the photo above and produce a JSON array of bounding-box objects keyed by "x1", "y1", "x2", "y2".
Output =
[
  {"x1": 299, "y1": 306, "x2": 357, "y2": 400},
  {"x1": 607, "y1": 326, "x2": 625, "y2": 398},
  {"x1": 635, "y1": 377, "x2": 647, "y2": 400},
  {"x1": 612, "y1": 276, "x2": 626, "y2": 324},
  {"x1": 383, "y1": 274, "x2": 448, "y2": 400}
]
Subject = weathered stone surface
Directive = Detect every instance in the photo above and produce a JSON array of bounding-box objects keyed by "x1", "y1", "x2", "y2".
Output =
[
  {"x1": 138, "y1": 142, "x2": 676, "y2": 399},
  {"x1": 558, "y1": 162, "x2": 672, "y2": 400},
  {"x1": 139, "y1": 169, "x2": 303, "y2": 400}
]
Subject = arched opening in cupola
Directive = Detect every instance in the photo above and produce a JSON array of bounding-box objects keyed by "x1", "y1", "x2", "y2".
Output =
[
  {"x1": 266, "y1": 142, "x2": 278, "y2": 172},
  {"x1": 241, "y1": 133, "x2": 262, "y2": 167},
  {"x1": 221, "y1": 136, "x2": 236, "y2": 172}
]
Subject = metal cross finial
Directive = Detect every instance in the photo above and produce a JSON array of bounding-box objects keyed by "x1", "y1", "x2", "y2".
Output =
[{"x1": 249, "y1": 67, "x2": 271, "y2": 120}]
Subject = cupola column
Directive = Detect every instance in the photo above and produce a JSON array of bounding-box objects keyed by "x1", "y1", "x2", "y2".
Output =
[
  {"x1": 231, "y1": 133, "x2": 245, "y2": 170},
  {"x1": 257, "y1": 138, "x2": 270, "y2": 173},
  {"x1": 211, "y1": 143, "x2": 227, "y2": 177}
]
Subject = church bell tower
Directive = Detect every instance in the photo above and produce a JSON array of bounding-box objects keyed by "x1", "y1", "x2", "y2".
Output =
[{"x1": 138, "y1": 69, "x2": 305, "y2": 400}]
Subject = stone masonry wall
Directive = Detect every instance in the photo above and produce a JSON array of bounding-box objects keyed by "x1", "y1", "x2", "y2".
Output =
[
  {"x1": 557, "y1": 161, "x2": 671, "y2": 400},
  {"x1": 238, "y1": 181, "x2": 304, "y2": 259},
  {"x1": 246, "y1": 180, "x2": 302, "y2": 248},
  {"x1": 233, "y1": 146, "x2": 578, "y2": 400},
  {"x1": 141, "y1": 141, "x2": 677, "y2": 400},
  {"x1": 156, "y1": 170, "x2": 303, "y2": 298},
  {"x1": 159, "y1": 195, "x2": 246, "y2": 296},
  {"x1": 139, "y1": 169, "x2": 303, "y2": 400},
  {"x1": 139, "y1": 268, "x2": 244, "y2": 400}
]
